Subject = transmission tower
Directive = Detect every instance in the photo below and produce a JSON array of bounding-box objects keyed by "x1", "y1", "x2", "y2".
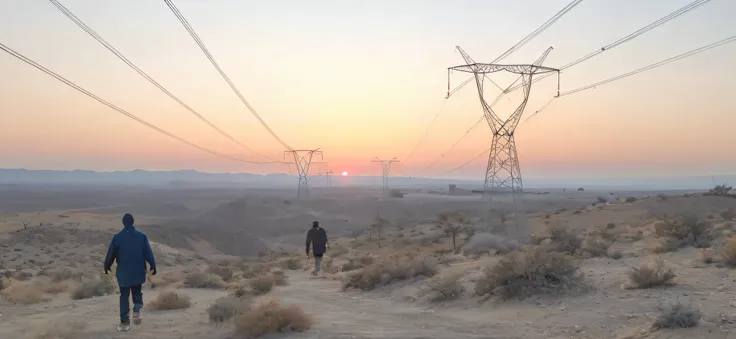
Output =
[
  {"x1": 323, "y1": 170, "x2": 333, "y2": 188},
  {"x1": 448, "y1": 46, "x2": 559, "y2": 193},
  {"x1": 372, "y1": 157, "x2": 399, "y2": 196},
  {"x1": 284, "y1": 149, "x2": 323, "y2": 198}
]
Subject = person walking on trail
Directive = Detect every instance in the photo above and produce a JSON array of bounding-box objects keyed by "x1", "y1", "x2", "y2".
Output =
[
  {"x1": 306, "y1": 221, "x2": 328, "y2": 276},
  {"x1": 104, "y1": 213, "x2": 157, "y2": 332}
]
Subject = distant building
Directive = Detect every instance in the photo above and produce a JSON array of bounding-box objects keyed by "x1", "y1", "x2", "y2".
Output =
[{"x1": 449, "y1": 184, "x2": 457, "y2": 195}]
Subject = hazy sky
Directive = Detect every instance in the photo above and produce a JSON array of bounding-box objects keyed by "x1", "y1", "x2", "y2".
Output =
[{"x1": 1, "y1": 0, "x2": 734, "y2": 179}]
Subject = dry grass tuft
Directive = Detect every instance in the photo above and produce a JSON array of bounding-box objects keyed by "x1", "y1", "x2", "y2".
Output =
[
  {"x1": 341, "y1": 256, "x2": 375, "y2": 272},
  {"x1": 206, "y1": 265, "x2": 235, "y2": 282},
  {"x1": 627, "y1": 258, "x2": 676, "y2": 289},
  {"x1": 3, "y1": 281, "x2": 44, "y2": 304},
  {"x1": 655, "y1": 215, "x2": 711, "y2": 246},
  {"x1": 653, "y1": 303, "x2": 701, "y2": 329},
  {"x1": 278, "y1": 257, "x2": 303, "y2": 270},
  {"x1": 183, "y1": 272, "x2": 227, "y2": 289},
  {"x1": 250, "y1": 275, "x2": 276, "y2": 295},
  {"x1": 46, "y1": 268, "x2": 83, "y2": 283},
  {"x1": 418, "y1": 272, "x2": 464, "y2": 302},
  {"x1": 150, "y1": 290, "x2": 191, "y2": 310},
  {"x1": 71, "y1": 275, "x2": 116, "y2": 300},
  {"x1": 581, "y1": 236, "x2": 612, "y2": 257},
  {"x1": 647, "y1": 237, "x2": 684, "y2": 254},
  {"x1": 721, "y1": 237, "x2": 736, "y2": 266},
  {"x1": 271, "y1": 270, "x2": 288, "y2": 286},
  {"x1": 547, "y1": 223, "x2": 582, "y2": 254},
  {"x1": 343, "y1": 255, "x2": 437, "y2": 291},
  {"x1": 474, "y1": 246, "x2": 581, "y2": 300},
  {"x1": 696, "y1": 248, "x2": 715, "y2": 264},
  {"x1": 43, "y1": 280, "x2": 72, "y2": 294},
  {"x1": 234, "y1": 300, "x2": 313, "y2": 338},
  {"x1": 722, "y1": 208, "x2": 736, "y2": 221},
  {"x1": 208, "y1": 295, "x2": 251, "y2": 325},
  {"x1": 34, "y1": 319, "x2": 86, "y2": 339}
]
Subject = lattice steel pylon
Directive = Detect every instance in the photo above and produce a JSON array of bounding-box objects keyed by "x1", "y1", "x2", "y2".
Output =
[
  {"x1": 372, "y1": 157, "x2": 399, "y2": 196},
  {"x1": 448, "y1": 46, "x2": 559, "y2": 193},
  {"x1": 285, "y1": 149, "x2": 323, "y2": 198}
]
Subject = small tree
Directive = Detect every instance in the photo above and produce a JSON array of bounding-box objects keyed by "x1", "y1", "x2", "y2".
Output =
[
  {"x1": 438, "y1": 211, "x2": 470, "y2": 252},
  {"x1": 370, "y1": 214, "x2": 388, "y2": 248}
]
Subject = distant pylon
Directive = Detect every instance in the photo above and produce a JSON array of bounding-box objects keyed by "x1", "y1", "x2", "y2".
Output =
[
  {"x1": 448, "y1": 46, "x2": 559, "y2": 193},
  {"x1": 372, "y1": 157, "x2": 399, "y2": 196},
  {"x1": 324, "y1": 170, "x2": 333, "y2": 188},
  {"x1": 284, "y1": 149, "x2": 323, "y2": 198}
]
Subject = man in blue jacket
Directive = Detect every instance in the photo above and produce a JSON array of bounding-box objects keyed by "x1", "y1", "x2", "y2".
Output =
[{"x1": 104, "y1": 213, "x2": 156, "y2": 332}]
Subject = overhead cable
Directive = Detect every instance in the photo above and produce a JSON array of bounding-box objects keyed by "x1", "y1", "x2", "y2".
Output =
[{"x1": 0, "y1": 42, "x2": 286, "y2": 165}]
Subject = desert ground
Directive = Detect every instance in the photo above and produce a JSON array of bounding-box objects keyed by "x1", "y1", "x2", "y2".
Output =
[{"x1": 1, "y1": 183, "x2": 736, "y2": 338}]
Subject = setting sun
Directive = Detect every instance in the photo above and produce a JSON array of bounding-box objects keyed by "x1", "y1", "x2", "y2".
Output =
[{"x1": 342, "y1": 171, "x2": 348, "y2": 176}]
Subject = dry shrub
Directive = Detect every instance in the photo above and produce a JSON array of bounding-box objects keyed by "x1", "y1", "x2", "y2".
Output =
[
  {"x1": 46, "y1": 268, "x2": 83, "y2": 283},
  {"x1": 241, "y1": 263, "x2": 270, "y2": 279},
  {"x1": 206, "y1": 265, "x2": 234, "y2": 282},
  {"x1": 418, "y1": 272, "x2": 464, "y2": 301},
  {"x1": 278, "y1": 257, "x2": 303, "y2": 270},
  {"x1": 343, "y1": 256, "x2": 437, "y2": 291},
  {"x1": 44, "y1": 280, "x2": 71, "y2": 294},
  {"x1": 625, "y1": 196, "x2": 637, "y2": 203},
  {"x1": 328, "y1": 245, "x2": 349, "y2": 257},
  {"x1": 581, "y1": 236, "x2": 612, "y2": 257},
  {"x1": 34, "y1": 319, "x2": 86, "y2": 339},
  {"x1": 653, "y1": 303, "x2": 701, "y2": 329},
  {"x1": 720, "y1": 237, "x2": 736, "y2": 266},
  {"x1": 463, "y1": 233, "x2": 519, "y2": 257},
  {"x1": 547, "y1": 223, "x2": 582, "y2": 254},
  {"x1": 183, "y1": 272, "x2": 227, "y2": 289},
  {"x1": 608, "y1": 250, "x2": 623, "y2": 260},
  {"x1": 627, "y1": 258, "x2": 676, "y2": 289},
  {"x1": 150, "y1": 291, "x2": 191, "y2": 310},
  {"x1": 647, "y1": 237, "x2": 684, "y2": 254},
  {"x1": 474, "y1": 246, "x2": 581, "y2": 300},
  {"x1": 655, "y1": 215, "x2": 710, "y2": 246},
  {"x1": 696, "y1": 248, "x2": 714, "y2": 264},
  {"x1": 249, "y1": 275, "x2": 275, "y2": 295},
  {"x1": 235, "y1": 300, "x2": 313, "y2": 338},
  {"x1": 340, "y1": 256, "x2": 374, "y2": 272},
  {"x1": 722, "y1": 208, "x2": 736, "y2": 221},
  {"x1": 71, "y1": 276, "x2": 115, "y2": 300},
  {"x1": 208, "y1": 295, "x2": 251, "y2": 325},
  {"x1": 3, "y1": 282, "x2": 44, "y2": 304},
  {"x1": 271, "y1": 270, "x2": 288, "y2": 286}
]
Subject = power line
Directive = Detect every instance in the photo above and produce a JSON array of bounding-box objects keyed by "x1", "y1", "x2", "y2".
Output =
[
  {"x1": 415, "y1": 114, "x2": 485, "y2": 174},
  {"x1": 522, "y1": 35, "x2": 736, "y2": 123},
  {"x1": 436, "y1": 148, "x2": 490, "y2": 177},
  {"x1": 492, "y1": 0, "x2": 585, "y2": 63},
  {"x1": 163, "y1": 0, "x2": 293, "y2": 151},
  {"x1": 0, "y1": 42, "x2": 285, "y2": 165},
  {"x1": 403, "y1": 100, "x2": 447, "y2": 163},
  {"x1": 48, "y1": 0, "x2": 278, "y2": 162},
  {"x1": 508, "y1": 0, "x2": 713, "y2": 93}
]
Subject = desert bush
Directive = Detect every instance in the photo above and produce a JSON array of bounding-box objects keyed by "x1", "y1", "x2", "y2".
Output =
[
  {"x1": 625, "y1": 196, "x2": 637, "y2": 203},
  {"x1": 183, "y1": 272, "x2": 227, "y2": 289},
  {"x1": 343, "y1": 256, "x2": 437, "y2": 291},
  {"x1": 389, "y1": 189, "x2": 405, "y2": 198},
  {"x1": 655, "y1": 215, "x2": 710, "y2": 246},
  {"x1": 696, "y1": 248, "x2": 714, "y2": 264},
  {"x1": 474, "y1": 246, "x2": 581, "y2": 300},
  {"x1": 208, "y1": 295, "x2": 251, "y2": 325},
  {"x1": 606, "y1": 223, "x2": 616, "y2": 229},
  {"x1": 46, "y1": 268, "x2": 83, "y2": 283},
  {"x1": 3, "y1": 282, "x2": 44, "y2": 304},
  {"x1": 708, "y1": 183, "x2": 732, "y2": 196},
  {"x1": 34, "y1": 319, "x2": 86, "y2": 339},
  {"x1": 418, "y1": 272, "x2": 464, "y2": 302},
  {"x1": 150, "y1": 291, "x2": 191, "y2": 310},
  {"x1": 653, "y1": 303, "x2": 701, "y2": 329},
  {"x1": 647, "y1": 237, "x2": 683, "y2": 254},
  {"x1": 627, "y1": 258, "x2": 676, "y2": 289},
  {"x1": 206, "y1": 265, "x2": 234, "y2": 282},
  {"x1": 721, "y1": 208, "x2": 736, "y2": 221},
  {"x1": 278, "y1": 257, "x2": 303, "y2": 270},
  {"x1": 547, "y1": 223, "x2": 582, "y2": 254},
  {"x1": 235, "y1": 300, "x2": 313, "y2": 338},
  {"x1": 43, "y1": 280, "x2": 71, "y2": 294},
  {"x1": 596, "y1": 196, "x2": 607, "y2": 204},
  {"x1": 241, "y1": 263, "x2": 270, "y2": 279},
  {"x1": 271, "y1": 270, "x2": 288, "y2": 286},
  {"x1": 609, "y1": 250, "x2": 623, "y2": 260},
  {"x1": 721, "y1": 237, "x2": 736, "y2": 266},
  {"x1": 581, "y1": 236, "x2": 612, "y2": 257},
  {"x1": 340, "y1": 256, "x2": 374, "y2": 272},
  {"x1": 250, "y1": 275, "x2": 275, "y2": 295},
  {"x1": 657, "y1": 193, "x2": 668, "y2": 200},
  {"x1": 71, "y1": 276, "x2": 115, "y2": 300},
  {"x1": 463, "y1": 232, "x2": 519, "y2": 257}
]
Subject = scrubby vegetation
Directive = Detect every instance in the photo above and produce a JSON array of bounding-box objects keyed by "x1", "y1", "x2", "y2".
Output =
[
  {"x1": 418, "y1": 272, "x2": 464, "y2": 302},
  {"x1": 183, "y1": 272, "x2": 227, "y2": 289},
  {"x1": 150, "y1": 291, "x2": 191, "y2": 310},
  {"x1": 653, "y1": 303, "x2": 701, "y2": 329},
  {"x1": 208, "y1": 295, "x2": 251, "y2": 325},
  {"x1": 34, "y1": 320, "x2": 86, "y2": 339},
  {"x1": 627, "y1": 258, "x2": 676, "y2": 289},
  {"x1": 249, "y1": 274, "x2": 276, "y2": 295},
  {"x1": 71, "y1": 276, "x2": 116, "y2": 300},
  {"x1": 343, "y1": 255, "x2": 437, "y2": 291},
  {"x1": 234, "y1": 300, "x2": 313, "y2": 338},
  {"x1": 474, "y1": 246, "x2": 582, "y2": 300}
]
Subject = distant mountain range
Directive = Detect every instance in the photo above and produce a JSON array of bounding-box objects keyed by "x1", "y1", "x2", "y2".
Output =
[{"x1": 0, "y1": 168, "x2": 732, "y2": 191}]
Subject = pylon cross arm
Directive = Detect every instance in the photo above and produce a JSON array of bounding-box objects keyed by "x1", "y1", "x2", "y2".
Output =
[{"x1": 449, "y1": 64, "x2": 558, "y2": 75}]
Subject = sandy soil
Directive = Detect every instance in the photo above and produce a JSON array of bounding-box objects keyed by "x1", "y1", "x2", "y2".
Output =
[{"x1": 1, "y1": 185, "x2": 735, "y2": 338}]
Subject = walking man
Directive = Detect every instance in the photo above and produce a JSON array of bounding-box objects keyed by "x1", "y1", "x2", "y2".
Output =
[
  {"x1": 306, "y1": 220, "x2": 328, "y2": 276},
  {"x1": 104, "y1": 213, "x2": 157, "y2": 332}
]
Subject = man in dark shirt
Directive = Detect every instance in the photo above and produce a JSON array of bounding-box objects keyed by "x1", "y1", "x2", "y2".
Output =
[{"x1": 305, "y1": 220, "x2": 328, "y2": 276}]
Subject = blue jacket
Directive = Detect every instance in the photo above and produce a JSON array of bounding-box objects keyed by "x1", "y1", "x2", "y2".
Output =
[{"x1": 104, "y1": 225, "x2": 156, "y2": 288}]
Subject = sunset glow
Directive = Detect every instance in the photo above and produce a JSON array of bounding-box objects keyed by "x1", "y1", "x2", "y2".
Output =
[{"x1": 342, "y1": 171, "x2": 348, "y2": 177}]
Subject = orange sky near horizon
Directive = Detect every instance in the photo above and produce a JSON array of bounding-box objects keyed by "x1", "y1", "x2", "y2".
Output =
[{"x1": 1, "y1": 0, "x2": 735, "y2": 179}]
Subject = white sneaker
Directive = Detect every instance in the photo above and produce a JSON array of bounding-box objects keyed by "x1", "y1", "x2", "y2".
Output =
[
  {"x1": 133, "y1": 311, "x2": 142, "y2": 325},
  {"x1": 117, "y1": 323, "x2": 131, "y2": 332}
]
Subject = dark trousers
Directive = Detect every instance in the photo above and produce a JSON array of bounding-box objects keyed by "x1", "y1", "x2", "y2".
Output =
[{"x1": 119, "y1": 285, "x2": 143, "y2": 324}]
